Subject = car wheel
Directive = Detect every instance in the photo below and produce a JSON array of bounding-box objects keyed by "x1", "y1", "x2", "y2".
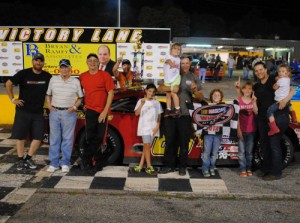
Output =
[
  {"x1": 76, "y1": 127, "x2": 123, "y2": 165},
  {"x1": 253, "y1": 134, "x2": 295, "y2": 170},
  {"x1": 106, "y1": 127, "x2": 123, "y2": 164}
]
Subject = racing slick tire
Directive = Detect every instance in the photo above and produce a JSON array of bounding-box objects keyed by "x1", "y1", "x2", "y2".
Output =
[
  {"x1": 253, "y1": 134, "x2": 294, "y2": 170},
  {"x1": 76, "y1": 127, "x2": 123, "y2": 165}
]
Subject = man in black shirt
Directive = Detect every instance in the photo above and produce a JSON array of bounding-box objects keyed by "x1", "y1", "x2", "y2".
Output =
[{"x1": 6, "y1": 53, "x2": 52, "y2": 170}]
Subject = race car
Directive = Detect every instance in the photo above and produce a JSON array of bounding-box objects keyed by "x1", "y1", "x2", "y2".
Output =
[{"x1": 43, "y1": 87, "x2": 300, "y2": 169}]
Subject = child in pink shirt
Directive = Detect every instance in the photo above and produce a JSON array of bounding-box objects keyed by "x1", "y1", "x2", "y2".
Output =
[{"x1": 237, "y1": 81, "x2": 257, "y2": 177}]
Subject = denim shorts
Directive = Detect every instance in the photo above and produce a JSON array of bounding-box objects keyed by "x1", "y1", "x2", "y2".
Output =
[{"x1": 142, "y1": 135, "x2": 153, "y2": 144}]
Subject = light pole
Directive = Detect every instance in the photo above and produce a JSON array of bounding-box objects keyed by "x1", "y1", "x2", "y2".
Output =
[{"x1": 118, "y1": 0, "x2": 121, "y2": 27}]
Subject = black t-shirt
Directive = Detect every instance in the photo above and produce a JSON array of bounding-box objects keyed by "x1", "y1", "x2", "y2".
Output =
[
  {"x1": 253, "y1": 75, "x2": 288, "y2": 121},
  {"x1": 9, "y1": 68, "x2": 52, "y2": 113}
]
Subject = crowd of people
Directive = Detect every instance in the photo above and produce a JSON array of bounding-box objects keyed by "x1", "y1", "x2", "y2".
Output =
[{"x1": 5, "y1": 43, "x2": 296, "y2": 181}]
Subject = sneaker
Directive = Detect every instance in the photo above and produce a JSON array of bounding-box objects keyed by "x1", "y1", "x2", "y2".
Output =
[
  {"x1": 179, "y1": 167, "x2": 186, "y2": 176},
  {"x1": 240, "y1": 171, "x2": 247, "y2": 177},
  {"x1": 203, "y1": 170, "x2": 210, "y2": 177},
  {"x1": 210, "y1": 169, "x2": 215, "y2": 176},
  {"x1": 47, "y1": 165, "x2": 59, "y2": 173},
  {"x1": 159, "y1": 167, "x2": 175, "y2": 174},
  {"x1": 17, "y1": 159, "x2": 25, "y2": 170},
  {"x1": 24, "y1": 158, "x2": 37, "y2": 169},
  {"x1": 61, "y1": 165, "x2": 70, "y2": 173},
  {"x1": 133, "y1": 165, "x2": 142, "y2": 173},
  {"x1": 174, "y1": 108, "x2": 181, "y2": 117},
  {"x1": 247, "y1": 170, "x2": 253, "y2": 176},
  {"x1": 145, "y1": 166, "x2": 157, "y2": 176},
  {"x1": 164, "y1": 110, "x2": 172, "y2": 118}
]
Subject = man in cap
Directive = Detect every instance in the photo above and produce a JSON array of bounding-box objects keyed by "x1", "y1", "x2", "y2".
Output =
[
  {"x1": 112, "y1": 57, "x2": 135, "y2": 89},
  {"x1": 6, "y1": 53, "x2": 52, "y2": 170},
  {"x1": 45, "y1": 59, "x2": 83, "y2": 173},
  {"x1": 97, "y1": 45, "x2": 116, "y2": 77},
  {"x1": 79, "y1": 53, "x2": 115, "y2": 174}
]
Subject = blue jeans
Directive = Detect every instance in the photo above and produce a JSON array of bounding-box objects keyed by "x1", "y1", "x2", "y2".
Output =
[
  {"x1": 202, "y1": 134, "x2": 222, "y2": 172},
  {"x1": 267, "y1": 101, "x2": 291, "y2": 118},
  {"x1": 199, "y1": 68, "x2": 207, "y2": 82},
  {"x1": 238, "y1": 132, "x2": 255, "y2": 171},
  {"x1": 242, "y1": 67, "x2": 249, "y2": 80},
  {"x1": 228, "y1": 68, "x2": 233, "y2": 78},
  {"x1": 49, "y1": 110, "x2": 77, "y2": 167}
]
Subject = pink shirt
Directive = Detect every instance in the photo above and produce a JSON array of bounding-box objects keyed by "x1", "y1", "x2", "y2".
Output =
[{"x1": 238, "y1": 97, "x2": 256, "y2": 133}]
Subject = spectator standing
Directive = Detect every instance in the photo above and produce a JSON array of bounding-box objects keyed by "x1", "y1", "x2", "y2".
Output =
[
  {"x1": 213, "y1": 58, "x2": 222, "y2": 83},
  {"x1": 242, "y1": 56, "x2": 250, "y2": 80},
  {"x1": 6, "y1": 53, "x2": 52, "y2": 170},
  {"x1": 159, "y1": 55, "x2": 204, "y2": 176},
  {"x1": 79, "y1": 53, "x2": 115, "y2": 173},
  {"x1": 46, "y1": 59, "x2": 83, "y2": 173},
  {"x1": 198, "y1": 57, "x2": 209, "y2": 83},
  {"x1": 227, "y1": 55, "x2": 235, "y2": 78},
  {"x1": 266, "y1": 55, "x2": 276, "y2": 76}
]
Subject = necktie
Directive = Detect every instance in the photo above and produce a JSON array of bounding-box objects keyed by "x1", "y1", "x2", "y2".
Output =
[{"x1": 100, "y1": 65, "x2": 104, "y2": 71}]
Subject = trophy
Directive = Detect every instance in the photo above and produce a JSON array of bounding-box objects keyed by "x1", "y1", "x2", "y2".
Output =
[{"x1": 132, "y1": 33, "x2": 144, "y2": 85}]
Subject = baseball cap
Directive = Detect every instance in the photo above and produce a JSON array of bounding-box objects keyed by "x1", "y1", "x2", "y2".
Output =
[
  {"x1": 32, "y1": 53, "x2": 45, "y2": 61},
  {"x1": 122, "y1": 59, "x2": 131, "y2": 65},
  {"x1": 59, "y1": 59, "x2": 71, "y2": 67}
]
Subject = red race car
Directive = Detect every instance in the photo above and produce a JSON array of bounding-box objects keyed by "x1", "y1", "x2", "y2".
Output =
[{"x1": 43, "y1": 88, "x2": 300, "y2": 169}]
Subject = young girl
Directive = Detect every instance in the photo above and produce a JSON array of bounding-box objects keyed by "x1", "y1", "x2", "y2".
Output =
[
  {"x1": 202, "y1": 89, "x2": 224, "y2": 177},
  {"x1": 133, "y1": 84, "x2": 163, "y2": 175},
  {"x1": 267, "y1": 64, "x2": 296, "y2": 136},
  {"x1": 163, "y1": 43, "x2": 181, "y2": 117},
  {"x1": 237, "y1": 81, "x2": 257, "y2": 177}
]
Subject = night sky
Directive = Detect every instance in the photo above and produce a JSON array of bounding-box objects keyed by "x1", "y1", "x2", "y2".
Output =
[{"x1": 0, "y1": 0, "x2": 299, "y2": 39}]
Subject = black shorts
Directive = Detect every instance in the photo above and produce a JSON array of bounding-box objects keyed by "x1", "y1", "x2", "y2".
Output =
[{"x1": 11, "y1": 109, "x2": 44, "y2": 140}]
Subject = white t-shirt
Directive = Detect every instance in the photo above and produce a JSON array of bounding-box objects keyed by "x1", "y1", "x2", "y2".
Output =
[
  {"x1": 275, "y1": 77, "x2": 290, "y2": 101},
  {"x1": 163, "y1": 54, "x2": 180, "y2": 84},
  {"x1": 134, "y1": 99, "x2": 163, "y2": 136}
]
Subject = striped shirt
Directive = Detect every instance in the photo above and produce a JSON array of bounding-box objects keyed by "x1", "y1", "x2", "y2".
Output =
[{"x1": 46, "y1": 75, "x2": 83, "y2": 108}]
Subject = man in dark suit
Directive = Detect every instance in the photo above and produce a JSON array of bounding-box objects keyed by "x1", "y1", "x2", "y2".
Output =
[{"x1": 97, "y1": 45, "x2": 116, "y2": 77}]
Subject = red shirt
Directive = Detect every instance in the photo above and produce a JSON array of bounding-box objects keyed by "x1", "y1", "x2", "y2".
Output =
[
  {"x1": 79, "y1": 70, "x2": 115, "y2": 113},
  {"x1": 237, "y1": 97, "x2": 256, "y2": 133}
]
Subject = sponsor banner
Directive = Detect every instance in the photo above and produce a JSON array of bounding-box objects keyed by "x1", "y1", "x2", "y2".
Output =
[
  {"x1": 0, "y1": 27, "x2": 170, "y2": 43},
  {"x1": 0, "y1": 27, "x2": 170, "y2": 77},
  {"x1": 23, "y1": 43, "x2": 115, "y2": 75},
  {"x1": 0, "y1": 41, "x2": 23, "y2": 75},
  {"x1": 116, "y1": 43, "x2": 169, "y2": 79}
]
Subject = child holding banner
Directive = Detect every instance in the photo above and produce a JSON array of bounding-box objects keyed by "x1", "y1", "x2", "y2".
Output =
[
  {"x1": 202, "y1": 89, "x2": 224, "y2": 177},
  {"x1": 236, "y1": 81, "x2": 257, "y2": 177},
  {"x1": 132, "y1": 84, "x2": 163, "y2": 176}
]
